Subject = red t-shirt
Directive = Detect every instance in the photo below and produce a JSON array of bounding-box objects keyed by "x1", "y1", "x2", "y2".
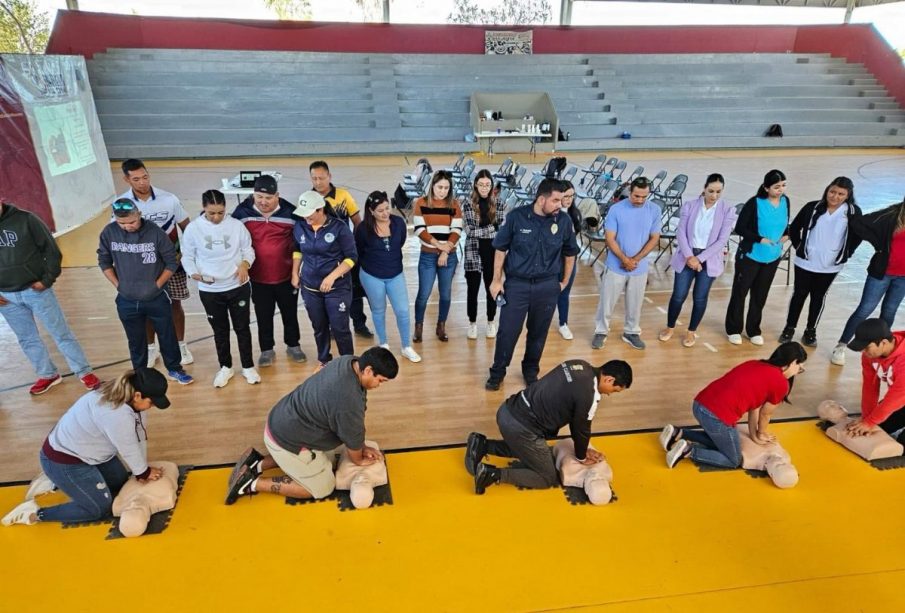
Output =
[
  {"x1": 885, "y1": 229, "x2": 905, "y2": 276},
  {"x1": 695, "y1": 360, "x2": 789, "y2": 425}
]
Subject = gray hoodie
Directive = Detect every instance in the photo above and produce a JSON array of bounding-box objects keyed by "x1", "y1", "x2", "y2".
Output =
[{"x1": 97, "y1": 218, "x2": 178, "y2": 301}]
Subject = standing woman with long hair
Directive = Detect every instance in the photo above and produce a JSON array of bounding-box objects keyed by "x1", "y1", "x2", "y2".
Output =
[
  {"x1": 832, "y1": 196, "x2": 905, "y2": 366},
  {"x1": 354, "y1": 191, "x2": 421, "y2": 363},
  {"x1": 2, "y1": 368, "x2": 170, "y2": 526},
  {"x1": 555, "y1": 180, "x2": 581, "y2": 340},
  {"x1": 660, "y1": 173, "x2": 737, "y2": 347},
  {"x1": 725, "y1": 169, "x2": 790, "y2": 346},
  {"x1": 780, "y1": 177, "x2": 862, "y2": 348},
  {"x1": 462, "y1": 170, "x2": 506, "y2": 340},
  {"x1": 182, "y1": 189, "x2": 259, "y2": 387},
  {"x1": 291, "y1": 191, "x2": 358, "y2": 368},
  {"x1": 660, "y1": 342, "x2": 807, "y2": 470},
  {"x1": 412, "y1": 170, "x2": 464, "y2": 343}
]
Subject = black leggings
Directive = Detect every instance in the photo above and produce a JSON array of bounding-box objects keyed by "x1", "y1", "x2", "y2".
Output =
[
  {"x1": 785, "y1": 265, "x2": 837, "y2": 330},
  {"x1": 466, "y1": 238, "x2": 497, "y2": 323}
]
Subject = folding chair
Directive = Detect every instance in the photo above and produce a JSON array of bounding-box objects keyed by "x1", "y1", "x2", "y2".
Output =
[
  {"x1": 649, "y1": 170, "x2": 668, "y2": 196},
  {"x1": 626, "y1": 165, "x2": 645, "y2": 183},
  {"x1": 611, "y1": 160, "x2": 627, "y2": 183},
  {"x1": 561, "y1": 165, "x2": 578, "y2": 184},
  {"x1": 578, "y1": 153, "x2": 607, "y2": 187},
  {"x1": 654, "y1": 198, "x2": 682, "y2": 265}
]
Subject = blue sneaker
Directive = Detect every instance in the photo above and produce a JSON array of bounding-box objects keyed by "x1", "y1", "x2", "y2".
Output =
[{"x1": 167, "y1": 369, "x2": 194, "y2": 385}]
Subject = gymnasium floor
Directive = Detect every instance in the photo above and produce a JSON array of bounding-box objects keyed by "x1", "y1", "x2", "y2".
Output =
[
  {"x1": 3, "y1": 421, "x2": 904, "y2": 612},
  {"x1": 2, "y1": 149, "x2": 904, "y2": 611}
]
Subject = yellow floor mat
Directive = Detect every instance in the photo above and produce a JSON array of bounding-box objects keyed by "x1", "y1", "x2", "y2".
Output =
[{"x1": 2, "y1": 421, "x2": 903, "y2": 612}]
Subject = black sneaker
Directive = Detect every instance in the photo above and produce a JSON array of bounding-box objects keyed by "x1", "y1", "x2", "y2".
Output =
[
  {"x1": 229, "y1": 447, "x2": 264, "y2": 491},
  {"x1": 354, "y1": 326, "x2": 374, "y2": 339},
  {"x1": 465, "y1": 432, "x2": 487, "y2": 476},
  {"x1": 474, "y1": 463, "x2": 500, "y2": 495},
  {"x1": 485, "y1": 377, "x2": 502, "y2": 391},
  {"x1": 225, "y1": 464, "x2": 256, "y2": 505},
  {"x1": 778, "y1": 326, "x2": 795, "y2": 343},
  {"x1": 802, "y1": 328, "x2": 817, "y2": 347}
]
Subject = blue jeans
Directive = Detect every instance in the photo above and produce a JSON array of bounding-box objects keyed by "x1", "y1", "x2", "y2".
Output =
[
  {"x1": 359, "y1": 269, "x2": 413, "y2": 347},
  {"x1": 556, "y1": 264, "x2": 577, "y2": 326},
  {"x1": 666, "y1": 260, "x2": 716, "y2": 331},
  {"x1": 115, "y1": 291, "x2": 181, "y2": 372},
  {"x1": 414, "y1": 251, "x2": 458, "y2": 324},
  {"x1": 0, "y1": 287, "x2": 91, "y2": 378},
  {"x1": 682, "y1": 401, "x2": 743, "y2": 469},
  {"x1": 838, "y1": 274, "x2": 905, "y2": 343},
  {"x1": 38, "y1": 450, "x2": 130, "y2": 523}
]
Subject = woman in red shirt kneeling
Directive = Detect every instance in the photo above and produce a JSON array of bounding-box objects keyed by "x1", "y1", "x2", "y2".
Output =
[{"x1": 660, "y1": 342, "x2": 807, "y2": 469}]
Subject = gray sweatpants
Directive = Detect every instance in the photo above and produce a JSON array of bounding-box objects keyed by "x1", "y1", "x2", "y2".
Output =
[
  {"x1": 485, "y1": 401, "x2": 558, "y2": 489},
  {"x1": 594, "y1": 268, "x2": 648, "y2": 335}
]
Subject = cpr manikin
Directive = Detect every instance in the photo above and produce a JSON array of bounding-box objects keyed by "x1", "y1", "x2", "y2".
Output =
[
  {"x1": 817, "y1": 400, "x2": 904, "y2": 460},
  {"x1": 734, "y1": 427, "x2": 799, "y2": 488},
  {"x1": 554, "y1": 439, "x2": 613, "y2": 505},
  {"x1": 112, "y1": 461, "x2": 179, "y2": 537},
  {"x1": 334, "y1": 441, "x2": 388, "y2": 509}
]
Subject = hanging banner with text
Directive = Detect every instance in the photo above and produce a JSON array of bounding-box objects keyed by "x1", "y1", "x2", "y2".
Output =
[{"x1": 484, "y1": 30, "x2": 533, "y2": 55}]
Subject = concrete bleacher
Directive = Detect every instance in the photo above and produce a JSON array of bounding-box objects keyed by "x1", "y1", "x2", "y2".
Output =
[{"x1": 87, "y1": 49, "x2": 904, "y2": 158}]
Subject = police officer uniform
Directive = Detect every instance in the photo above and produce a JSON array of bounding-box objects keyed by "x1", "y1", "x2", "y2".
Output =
[{"x1": 487, "y1": 203, "x2": 579, "y2": 388}]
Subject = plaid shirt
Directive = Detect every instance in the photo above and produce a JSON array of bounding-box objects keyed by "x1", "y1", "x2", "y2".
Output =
[{"x1": 461, "y1": 197, "x2": 507, "y2": 273}]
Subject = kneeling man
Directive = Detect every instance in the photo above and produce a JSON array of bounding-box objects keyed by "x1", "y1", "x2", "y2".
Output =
[
  {"x1": 466, "y1": 359, "x2": 632, "y2": 494},
  {"x1": 843, "y1": 318, "x2": 905, "y2": 447},
  {"x1": 226, "y1": 347, "x2": 398, "y2": 504}
]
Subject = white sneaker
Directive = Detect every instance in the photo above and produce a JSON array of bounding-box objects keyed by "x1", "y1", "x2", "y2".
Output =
[
  {"x1": 2, "y1": 500, "x2": 39, "y2": 526},
  {"x1": 559, "y1": 324, "x2": 574, "y2": 340},
  {"x1": 379, "y1": 343, "x2": 390, "y2": 350},
  {"x1": 147, "y1": 344, "x2": 159, "y2": 367},
  {"x1": 467, "y1": 323, "x2": 478, "y2": 339},
  {"x1": 180, "y1": 343, "x2": 194, "y2": 365},
  {"x1": 213, "y1": 366, "x2": 234, "y2": 388},
  {"x1": 831, "y1": 343, "x2": 846, "y2": 366},
  {"x1": 727, "y1": 334, "x2": 743, "y2": 345},
  {"x1": 242, "y1": 367, "x2": 261, "y2": 384},
  {"x1": 25, "y1": 472, "x2": 55, "y2": 500},
  {"x1": 486, "y1": 321, "x2": 497, "y2": 338},
  {"x1": 748, "y1": 335, "x2": 764, "y2": 346},
  {"x1": 401, "y1": 346, "x2": 422, "y2": 363}
]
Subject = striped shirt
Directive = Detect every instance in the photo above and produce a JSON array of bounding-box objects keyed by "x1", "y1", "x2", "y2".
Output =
[{"x1": 412, "y1": 197, "x2": 464, "y2": 253}]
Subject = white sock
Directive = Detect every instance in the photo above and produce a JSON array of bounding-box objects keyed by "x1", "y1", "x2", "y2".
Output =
[
  {"x1": 179, "y1": 341, "x2": 187, "y2": 349},
  {"x1": 147, "y1": 344, "x2": 155, "y2": 351}
]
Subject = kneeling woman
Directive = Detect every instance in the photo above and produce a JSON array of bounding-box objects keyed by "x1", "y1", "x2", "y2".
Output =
[
  {"x1": 660, "y1": 342, "x2": 807, "y2": 469},
  {"x1": 2, "y1": 368, "x2": 169, "y2": 526},
  {"x1": 292, "y1": 191, "x2": 358, "y2": 368}
]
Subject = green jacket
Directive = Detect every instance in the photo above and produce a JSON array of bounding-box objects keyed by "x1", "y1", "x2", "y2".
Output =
[{"x1": 0, "y1": 203, "x2": 62, "y2": 291}]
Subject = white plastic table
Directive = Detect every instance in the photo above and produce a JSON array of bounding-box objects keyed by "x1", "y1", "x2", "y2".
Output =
[{"x1": 474, "y1": 132, "x2": 553, "y2": 157}]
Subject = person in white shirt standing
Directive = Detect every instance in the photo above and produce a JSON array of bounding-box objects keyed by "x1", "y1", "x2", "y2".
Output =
[
  {"x1": 119, "y1": 158, "x2": 194, "y2": 367},
  {"x1": 780, "y1": 176, "x2": 862, "y2": 347},
  {"x1": 182, "y1": 189, "x2": 259, "y2": 388}
]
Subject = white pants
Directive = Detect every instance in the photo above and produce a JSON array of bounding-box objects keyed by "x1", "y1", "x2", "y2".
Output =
[{"x1": 594, "y1": 268, "x2": 648, "y2": 335}]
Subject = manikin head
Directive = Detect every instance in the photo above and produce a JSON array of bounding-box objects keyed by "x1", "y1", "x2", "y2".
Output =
[{"x1": 817, "y1": 400, "x2": 848, "y2": 423}]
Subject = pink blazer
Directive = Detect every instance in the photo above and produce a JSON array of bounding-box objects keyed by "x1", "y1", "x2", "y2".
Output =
[{"x1": 668, "y1": 196, "x2": 737, "y2": 278}]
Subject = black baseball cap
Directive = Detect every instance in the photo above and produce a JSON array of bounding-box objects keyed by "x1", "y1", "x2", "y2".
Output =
[
  {"x1": 847, "y1": 318, "x2": 893, "y2": 352},
  {"x1": 254, "y1": 175, "x2": 278, "y2": 195},
  {"x1": 131, "y1": 367, "x2": 171, "y2": 409}
]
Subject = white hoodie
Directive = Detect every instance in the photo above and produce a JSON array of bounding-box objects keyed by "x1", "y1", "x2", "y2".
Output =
[{"x1": 182, "y1": 214, "x2": 255, "y2": 293}]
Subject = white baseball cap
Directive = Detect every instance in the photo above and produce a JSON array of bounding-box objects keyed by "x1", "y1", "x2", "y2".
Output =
[{"x1": 294, "y1": 190, "x2": 326, "y2": 218}]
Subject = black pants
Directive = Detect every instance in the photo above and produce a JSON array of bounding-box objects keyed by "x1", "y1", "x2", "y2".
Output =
[
  {"x1": 250, "y1": 280, "x2": 300, "y2": 352},
  {"x1": 725, "y1": 256, "x2": 780, "y2": 337},
  {"x1": 465, "y1": 238, "x2": 497, "y2": 323},
  {"x1": 350, "y1": 266, "x2": 369, "y2": 331},
  {"x1": 785, "y1": 265, "x2": 837, "y2": 330},
  {"x1": 199, "y1": 284, "x2": 254, "y2": 369},
  {"x1": 489, "y1": 277, "x2": 559, "y2": 382},
  {"x1": 879, "y1": 406, "x2": 905, "y2": 444},
  {"x1": 484, "y1": 401, "x2": 558, "y2": 489}
]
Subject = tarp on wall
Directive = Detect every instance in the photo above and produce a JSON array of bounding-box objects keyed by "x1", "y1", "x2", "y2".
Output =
[{"x1": 0, "y1": 54, "x2": 114, "y2": 234}]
